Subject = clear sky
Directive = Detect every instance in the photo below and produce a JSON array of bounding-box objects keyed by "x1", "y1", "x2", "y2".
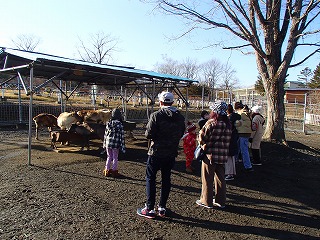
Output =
[{"x1": 1, "y1": 0, "x2": 319, "y2": 87}]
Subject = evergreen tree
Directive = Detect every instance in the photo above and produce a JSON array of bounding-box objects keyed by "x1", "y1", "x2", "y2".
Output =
[
  {"x1": 308, "y1": 63, "x2": 320, "y2": 89},
  {"x1": 254, "y1": 76, "x2": 265, "y2": 96},
  {"x1": 298, "y1": 67, "x2": 312, "y2": 85}
]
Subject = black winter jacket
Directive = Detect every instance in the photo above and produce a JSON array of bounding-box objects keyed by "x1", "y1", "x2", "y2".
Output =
[
  {"x1": 145, "y1": 106, "x2": 185, "y2": 158},
  {"x1": 228, "y1": 112, "x2": 241, "y2": 156}
]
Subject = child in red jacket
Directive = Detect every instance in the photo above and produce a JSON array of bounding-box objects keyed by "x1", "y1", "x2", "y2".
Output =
[{"x1": 182, "y1": 122, "x2": 197, "y2": 173}]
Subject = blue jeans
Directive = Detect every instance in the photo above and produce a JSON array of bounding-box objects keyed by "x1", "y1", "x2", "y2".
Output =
[
  {"x1": 146, "y1": 155, "x2": 175, "y2": 210},
  {"x1": 239, "y1": 137, "x2": 252, "y2": 169}
]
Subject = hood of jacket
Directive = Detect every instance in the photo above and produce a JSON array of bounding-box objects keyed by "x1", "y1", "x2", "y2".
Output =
[{"x1": 160, "y1": 106, "x2": 181, "y2": 120}]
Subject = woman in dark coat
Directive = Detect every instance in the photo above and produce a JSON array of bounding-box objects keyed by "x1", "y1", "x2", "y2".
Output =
[
  {"x1": 225, "y1": 104, "x2": 241, "y2": 181},
  {"x1": 198, "y1": 110, "x2": 209, "y2": 130}
]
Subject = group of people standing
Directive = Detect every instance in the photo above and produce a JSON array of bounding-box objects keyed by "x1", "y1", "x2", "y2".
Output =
[
  {"x1": 224, "y1": 102, "x2": 265, "y2": 180},
  {"x1": 191, "y1": 100, "x2": 265, "y2": 209},
  {"x1": 99, "y1": 91, "x2": 265, "y2": 218}
]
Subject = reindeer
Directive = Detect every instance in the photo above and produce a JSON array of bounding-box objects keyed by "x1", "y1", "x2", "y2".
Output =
[{"x1": 33, "y1": 113, "x2": 58, "y2": 140}]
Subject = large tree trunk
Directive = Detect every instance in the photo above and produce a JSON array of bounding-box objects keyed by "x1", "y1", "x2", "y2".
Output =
[
  {"x1": 263, "y1": 77, "x2": 286, "y2": 143},
  {"x1": 257, "y1": 50, "x2": 287, "y2": 143}
]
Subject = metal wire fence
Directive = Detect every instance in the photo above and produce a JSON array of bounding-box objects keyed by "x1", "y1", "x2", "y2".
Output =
[{"x1": 1, "y1": 92, "x2": 319, "y2": 134}]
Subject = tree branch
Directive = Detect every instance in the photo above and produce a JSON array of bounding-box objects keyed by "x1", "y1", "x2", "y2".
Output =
[
  {"x1": 289, "y1": 48, "x2": 320, "y2": 68},
  {"x1": 160, "y1": 1, "x2": 246, "y2": 40}
]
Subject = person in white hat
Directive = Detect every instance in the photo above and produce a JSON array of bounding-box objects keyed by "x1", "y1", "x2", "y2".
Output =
[
  {"x1": 250, "y1": 106, "x2": 265, "y2": 165},
  {"x1": 137, "y1": 91, "x2": 185, "y2": 219}
]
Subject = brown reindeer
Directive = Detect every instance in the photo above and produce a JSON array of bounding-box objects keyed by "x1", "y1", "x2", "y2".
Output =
[
  {"x1": 33, "y1": 113, "x2": 58, "y2": 140},
  {"x1": 77, "y1": 109, "x2": 112, "y2": 124}
]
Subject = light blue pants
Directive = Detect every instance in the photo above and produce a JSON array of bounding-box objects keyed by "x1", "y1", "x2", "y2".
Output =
[{"x1": 239, "y1": 137, "x2": 252, "y2": 169}]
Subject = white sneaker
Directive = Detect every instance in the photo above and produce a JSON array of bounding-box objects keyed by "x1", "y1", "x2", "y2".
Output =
[
  {"x1": 196, "y1": 200, "x2": 213, "y2": 209},
  {"x1": 213, "y1": 199, "x2": 225, "y2": 209}
]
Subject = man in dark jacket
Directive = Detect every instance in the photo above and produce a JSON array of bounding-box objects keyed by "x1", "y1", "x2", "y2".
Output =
[{"x1": 137, "y1": 91, "x2": 185, "y2": 219}]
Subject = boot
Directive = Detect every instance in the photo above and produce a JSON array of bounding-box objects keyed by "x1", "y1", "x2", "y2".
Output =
[
  {"x1": 251, "y1": 149, "x2": 262, "y2": 165},
  {"x1": 112, "y1": 170, "x2": 120, "y2": 178},
  {"x1": 103, "y1": 169, "x2": 112, "y2": 177}
]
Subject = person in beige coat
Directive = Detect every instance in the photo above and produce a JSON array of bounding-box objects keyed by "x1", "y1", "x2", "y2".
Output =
[
  {"x1": 250, "y1": 106, "x2": 265, "y2": 165},
  {"x1": 234, "y1": 102, "x2": 253, "y2": 172}
]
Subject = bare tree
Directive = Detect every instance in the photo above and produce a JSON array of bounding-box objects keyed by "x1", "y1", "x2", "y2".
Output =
[
  {"x1": 77, "y1": 31, "x2": 119, "y2": 64},
  {"x1": 12, "y1": 34, "x2": 40, "y2": 51},
  {"x1": 180, "y1": 57, "x2": 199, "y2": 79},
  {"x1": 219, "y1": 63, "x2": 239, "y2": 90},
  {"x1": 156, "y1": 56, "x2": 199, "y2": 79},
  {"x1": 156, "y1": 0, "x2": 320, "y2": 142},
  {"x1": 77, "y1": 31, "x2": 119, "y2": 104},
  {"x1": 155, "y1": 55, "x2": 182, "y2": 76},
  {"x1": 200, "y1": 58, "x2": 223, "y2": 89}
]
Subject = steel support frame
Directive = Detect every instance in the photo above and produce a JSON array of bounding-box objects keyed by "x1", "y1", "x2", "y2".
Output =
[{"x1": 0, "y1": 63, "x2": 193, "y2": 165}]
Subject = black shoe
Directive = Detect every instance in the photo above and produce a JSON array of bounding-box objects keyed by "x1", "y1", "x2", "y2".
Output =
[
  {"x1": 245, "y1": 167, "x2": 254, "y2": 172},
  {"x1": 225, "y1": 175, "x2": 235, "y2": 181},
  {"x1": 157, "y1": 207, "x2": 166, "y2": 217}
]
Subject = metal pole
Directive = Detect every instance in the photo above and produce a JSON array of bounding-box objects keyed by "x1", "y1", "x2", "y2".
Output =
[
  {"x1": 64, "y1": 81, "x2": 67, "y2": 111},
  {"x1": 120, "y1": 86, "x2": 124, "y2": 112},
  {"x1": 123, "y1": 87, "x2": 127, "y2": 121},
  {"x1": 185, "y1": 87, "x2": 189, "y2": 121},
  {"x1": 201, "y1": 84, "x2": 204, "y2": 110},
  {"x1": 145, "y1": 85, "x2": 149, "y2": 120},
  {"x1": 28, "y1": 67, "x2": 33, "y2": 165},
  {"x1": 302, "y1": 93, "x2": 307, "y2": 134},
  {"x1": 92, "y1": 85, "x2": 97, "y2": 109},
  {"x1": 59, "y1": 80, "x2": 64, "y2": 113},
  {"x1": 1, "y1": 85, "x2": 4, "y2": 98},
  {"x1": 152, "y1": 80, "x2": 155, "y2": 113},
  {"x1": 245, "y1": 88, "x2": 248, "y2": 105},
  {"x1": 17, "y1": 76, "x2": 22, "y2": 123}
]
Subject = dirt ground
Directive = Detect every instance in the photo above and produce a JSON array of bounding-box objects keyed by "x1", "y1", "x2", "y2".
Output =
[{"x1": 0, "y1": 126, "x2": 319, "y2": 240}]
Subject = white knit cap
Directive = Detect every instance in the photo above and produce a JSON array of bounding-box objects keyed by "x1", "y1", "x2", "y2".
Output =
[{"x1": 251, "y1": 105, "x2": 262, "y2": 113}]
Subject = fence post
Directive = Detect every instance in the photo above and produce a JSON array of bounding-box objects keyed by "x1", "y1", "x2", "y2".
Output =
[
  {"x1": 201, "y1": 85, "x2": 204, "y2": 110},
  {"x1": 17, "y1": 76, "x2": 23, "y2": 123},
  {"x1": 302, "y1": 93, "x2": 307, "y2": 134},
  {"x1": 28, "y1": 67, "x2": 34, "y2": 166}
]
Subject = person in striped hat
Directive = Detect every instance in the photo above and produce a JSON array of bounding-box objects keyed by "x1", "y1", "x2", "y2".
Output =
[{"x1": 196, "y1": 100, "x2": 232, "y2": 209}]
